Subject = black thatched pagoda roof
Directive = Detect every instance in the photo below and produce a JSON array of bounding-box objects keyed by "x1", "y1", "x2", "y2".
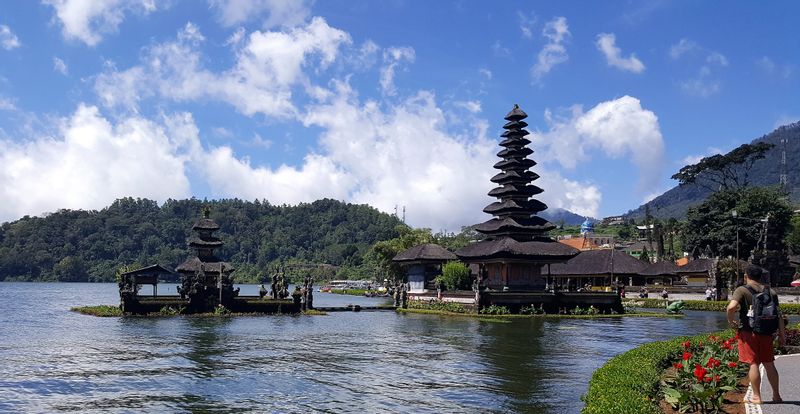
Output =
[
  {"x1": 193, "y1": 218, "x2": 220, "y2": 231},
  {"x1": 639, "y1": 260, "x2": 680, "y2": 276},
  {"x1": 549, "y1": 249, "x2": 646, "y2": 276},
  {"x1": 393, "y1": 244, "x2": 457, "y2": 263},
  {"x1": 458, "y1": 237, "x2": 579, "y2": 261},
  {"x1": 456, "y1": 104, "x2": 578, "y2": 262},
  {"x1": 176, "y1": 257, "x2": 233, "y2": 274}
]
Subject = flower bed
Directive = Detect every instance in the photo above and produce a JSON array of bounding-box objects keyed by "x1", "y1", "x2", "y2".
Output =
[
  {"x1": 661, "y1": 335, "x2": 746, "y2": 413},
  {"x1": 582, "y1": 329, "x2": 736, "y2": 414},
  {"x1": 623, "y1": 298, "x2": 800, "y2": 314}
]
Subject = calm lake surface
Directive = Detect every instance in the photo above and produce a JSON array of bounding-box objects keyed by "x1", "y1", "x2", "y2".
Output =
[{"x1": 0, "y1": 283, "x2": 732, "y2": 413}]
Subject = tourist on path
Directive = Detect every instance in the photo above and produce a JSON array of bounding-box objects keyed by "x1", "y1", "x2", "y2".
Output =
[
  {"x1": 726, "y1": 265, "x2": 786, "y2": 404},
  {"x1": 705, "y1": 287, "x2": 713, "y2": 301}
]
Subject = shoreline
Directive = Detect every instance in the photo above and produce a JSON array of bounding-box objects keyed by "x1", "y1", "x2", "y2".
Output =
[{"x1": 397, "y1": 307, "x2": 683, "y2": 319}]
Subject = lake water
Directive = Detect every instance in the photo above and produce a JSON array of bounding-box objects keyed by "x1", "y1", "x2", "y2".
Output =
[{"x1": 0, "y1": 283, "x2": 734, "y2": 413}]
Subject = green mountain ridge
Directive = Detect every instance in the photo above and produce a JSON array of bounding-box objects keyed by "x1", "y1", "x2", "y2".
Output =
[
  {"x1": 0, "y1": 197, "x2": 402, "y2": 283},
  {"x1": 625, "y1": 121, "x2": 800, "y2": 220}
]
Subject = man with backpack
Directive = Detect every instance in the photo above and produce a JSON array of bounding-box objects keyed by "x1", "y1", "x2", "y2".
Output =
[{"x1": 726, "y1": 265, "x2": 786, "y2": 404}]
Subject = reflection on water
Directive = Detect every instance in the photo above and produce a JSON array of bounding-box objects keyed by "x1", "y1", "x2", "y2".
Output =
[{"x1": 0, "y1": 283, "x2": 735, "y2": 413}]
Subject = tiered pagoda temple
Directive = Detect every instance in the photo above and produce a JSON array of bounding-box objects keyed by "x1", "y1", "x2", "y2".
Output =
[
  {"x1": 118, "y1": 208, "x2": 297, "y2": 314},
  {"x1": 176, "y1": 209, "x2": 236, "y2": 312},
  {"x1": 457, "y1": 105, "x2": 621, "y2": 312}
]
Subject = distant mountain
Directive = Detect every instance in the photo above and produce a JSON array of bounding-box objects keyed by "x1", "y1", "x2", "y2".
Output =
[
  {"x1": 540, "y1": 207, "x2": 593, "y2": 226},
  {"x1": 625, "y1": 122, "x2": 800, "y2": 220}
]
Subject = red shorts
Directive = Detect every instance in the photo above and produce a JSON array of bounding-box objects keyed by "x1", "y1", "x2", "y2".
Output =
[{"x1": 737, "y1": 330, "x2": 775, "y2": 364}]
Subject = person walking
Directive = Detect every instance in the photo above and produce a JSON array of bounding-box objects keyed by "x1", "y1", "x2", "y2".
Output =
[
  {"x1": 705, "y1": 286, "x2": 713, "y2": 301},
  {"x1": 726, "y1": 265, "x2": 786, "y2": 404}
]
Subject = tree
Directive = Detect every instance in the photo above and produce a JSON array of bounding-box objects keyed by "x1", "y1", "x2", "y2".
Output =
[
  {"x1": 365, "y1": 225, "x2": 436, "y2": 283},
  {"x1": 785, "y1": 215, "x2": 800, "y2": 254},
  {"x1": 683, "y1": 187, "x2": 793, "y2": 284},
  {"x1": 640, "y1": 246, "x2": 650, "y2": 263},
  {"x1": 437, "y1": 261, "x2": 471, "y2": 291},
  {"x1": 671, "y1": 142, "x2": 774, "y2": 191}
]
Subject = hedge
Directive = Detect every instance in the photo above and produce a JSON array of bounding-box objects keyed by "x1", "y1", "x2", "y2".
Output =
[
  {"x1": 623, "y1": 298, "x2": 800, "y2": 314},
  {"x1": 581, "y1": 329, "x2": 735, "y2": 414}
]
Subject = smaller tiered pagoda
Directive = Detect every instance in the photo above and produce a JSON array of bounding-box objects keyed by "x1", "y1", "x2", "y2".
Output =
[{"x1": 176, "y1": 208, "x2": 236, "y2": 312}]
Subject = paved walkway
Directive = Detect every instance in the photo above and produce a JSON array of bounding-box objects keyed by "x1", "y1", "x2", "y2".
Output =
[{"x1": 746, "y1": 353, "x2": 800, "y2": 414}]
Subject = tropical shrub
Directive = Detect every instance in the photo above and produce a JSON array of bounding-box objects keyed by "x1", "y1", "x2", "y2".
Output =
[
  {"x1": 479, "y1": 305, "x2": 510, "y2": 315},
  {"x1": 407, "y1": 299, "x2": 469, "y2": 314},
  {"x1": 437, "y1": 261, "x2": 472, "y2": 291}
]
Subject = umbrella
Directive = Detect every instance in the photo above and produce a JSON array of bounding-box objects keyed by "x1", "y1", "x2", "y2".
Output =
[{"x1": 792, "y1": 279, "x2": 800, "y2": 287}]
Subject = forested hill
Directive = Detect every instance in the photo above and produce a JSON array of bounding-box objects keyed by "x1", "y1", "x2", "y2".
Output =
[
  {"x1": 0, "y1": 198, "x2": 402, "y2": 283},
  {"x1": 625, "y1": 121, "x2": 800, "y2": 220}
]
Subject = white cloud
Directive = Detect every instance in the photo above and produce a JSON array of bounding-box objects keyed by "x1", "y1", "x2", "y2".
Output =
[
  {"x1": 352, "y1": 40, "x2": 380, "y2": 70},
  {"x1": 595, "y1": 33, "x2": 645, "y2": 73},
  {"x1": 517, "y1": 11, "x2": 536, "y2": 39},
  {"x1": 248, "y1": 133, "x2": 273, "y2": 149},
  {"x1": 95, "y1": 18, "x2": 351, "y2": 118},
  {"x1": 479, "y1": 68, "x2": 492, "y2": 80},
  {"x1": 536, "y1": 95, "x2": 665, "y2": 192},
  {"x1": 44, "y1": 0, "x2": 157, "y2": 46},
  {"x1": 669, "y1": 38, "x2": 696, "y2": 59},
  {"x1": 706, "y1": 52, "x2": 728, "y2": 67},
  {"x1": 0, "y1": 104, "x2": 194, "y2": 222},
  {"x1": 209, "y1": 0, "x2": 311, "y2": 28},
  {"x1": 679, "y1": 75, "x2": 720, "y2": 97},
  {"x1": 680, "y1": 147, "x2": 723, "y2": 165},
  {"x1": 379, "y1": 46, "x2": 415, "y2": 96},
  {"x1": 757, "y1": 56, "x2": 794, "y2": 79},
  {"x1": 454, "y1": 100, "x2": 481, "y2": 114},
  {"x1": 532, "y1": 16, "x2": 570, "y2": 82},
  {"x1": 0, "y1": 96, "x2": 15, "y2": 111},
  {"x1": 53, "y1": 57, "x2": 68, "y2": 75},
  {"x1": 491, "y1": 40, "x2": 511, "y2": 58},
  {"x1": 0, "y1": 24, "x2": 20, "y2": 50}
]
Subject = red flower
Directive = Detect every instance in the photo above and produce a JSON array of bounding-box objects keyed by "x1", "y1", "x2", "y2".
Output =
[
  {"x1": 704, "y1": 376, "x2": 713, "y2": 383},
  {"x1": 706, "y1": 357, "x2": 721, "y2": 368},
  {"x1": 709, "y1": 335, "x2": 718, "y2": 342},
  {"x1": 694, "y1": 364, "x2": 708, "y2": 381},
  {"x1": 713, "y1": 375, "x2": 721, "y2": 382},
  {"x1": 683, "y1": 351, "x2": 692, "y2": 361},
  {"x1": 727, "y1": 362, "x2": 738, "y2": 368},
  {"x1": 721, "y1": 341, "x2": 733, "y2": 350},
  {"x1": 682, "y1": 341, "x2": 691, "y2": 349},
  {"x1": 673, "y1": 362, "x2": 684, "y2": 369}
]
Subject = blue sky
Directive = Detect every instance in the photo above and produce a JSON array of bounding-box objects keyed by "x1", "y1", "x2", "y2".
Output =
[{"x1": 0, "y1": 1, "x2": 798, "y2": 231}]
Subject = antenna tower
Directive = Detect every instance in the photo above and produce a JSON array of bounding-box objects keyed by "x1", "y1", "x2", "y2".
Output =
[{"x1": 402, "y1": 206, "x2": 406, "y2": 223}]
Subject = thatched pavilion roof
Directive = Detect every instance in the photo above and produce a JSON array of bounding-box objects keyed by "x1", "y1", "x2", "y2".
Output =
[{"x1": 393, "y1": 244, "x2": 457, "y2": 263}]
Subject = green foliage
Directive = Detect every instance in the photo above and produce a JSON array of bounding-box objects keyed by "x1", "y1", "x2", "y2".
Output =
[
  {"x1": 479, "y1": 305, "x2": 510, "y2": 315},
  {"x1": 672, "y1": 142, "x2": 774, "y2": 190},
  {"x1": 623, "y1": 298, "x2": 800, "y2": 315},
  {"x1": 570, "y1": 305, "x2": 600, "y2": 315},
  {"x1": 408, "y1": 299, "x2": 470, "y2": 314},
  {"x1": 365, "y1": 225, "x2": 436, "y2": 282},
  {"x1": 519, "y1": 304, "x2": 546, "y2": 315},
  {"x1": 213, "y1": 305, "x2": 231, "y2": 315},
  {"x1": 785, "y1": 215, "x2": 800, "y2": 254},
  {"x1": 158, "y1": 305, "x2": 183, "y2": 316},
  {"x1": 683, "y1": 187, "x2": 792, "y2": 259},
  {"x1": 581, "y1": 329, "x2": 736, "y2": 414},
  {"x1": 0, "y1": 197, "x2": 401, "y2": 282},
  {"x1": 71, "y1": 305, "x2": 123, "y2": 317},
  {"x1": 437, "y1": 261, "x2": 472, "y2": 291},
  {"x1": 661, "y1": 335, "x2": 744, "y2": 413}
]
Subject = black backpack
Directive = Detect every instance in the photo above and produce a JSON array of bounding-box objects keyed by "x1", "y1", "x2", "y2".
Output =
[{"x1": 745, "y1": 286, "x2": 780, "y2": 335}]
